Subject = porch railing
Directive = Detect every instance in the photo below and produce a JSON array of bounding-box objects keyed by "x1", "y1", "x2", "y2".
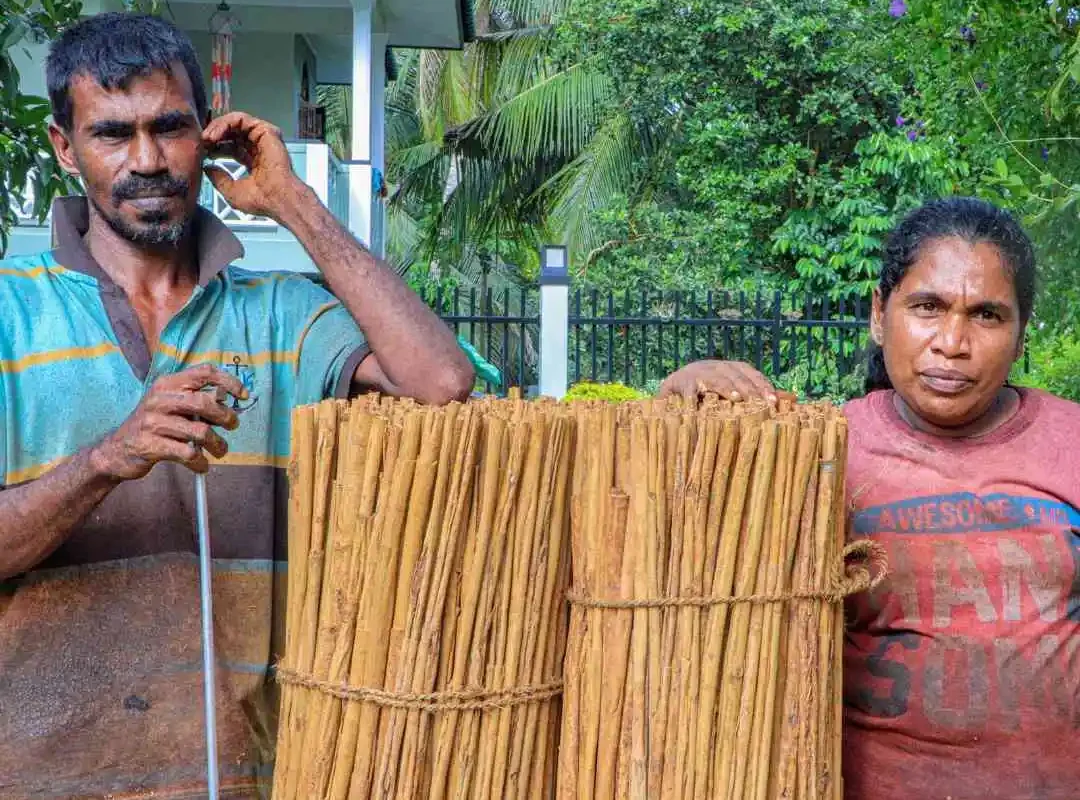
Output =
[
  {"x1": 298, "y1": 103, "x2": 326, "y2": 141},
  {"x1": 329, "y1": 154, "x2": 350, "y2": 227}
]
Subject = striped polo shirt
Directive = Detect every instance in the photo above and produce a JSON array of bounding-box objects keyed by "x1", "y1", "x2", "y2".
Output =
[{"x1": 0, "y1": 197, "x2": 367, "y2": 798}]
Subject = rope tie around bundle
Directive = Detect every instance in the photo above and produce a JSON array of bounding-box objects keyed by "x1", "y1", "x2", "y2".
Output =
[
  {"x1": 274, "y1": 667, "x2": 562, "y2": 713},
  {"x1": 566, "y1": 538, "x2": 888, "y2": 610}
]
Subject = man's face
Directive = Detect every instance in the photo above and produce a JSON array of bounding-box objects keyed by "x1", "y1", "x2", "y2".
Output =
[
  {"x1": 872, "y1": 236, "x2": 1024, "y2": 429},
  {"x1": 49, "y1": 64, "x2": 204, "y2": 246}
]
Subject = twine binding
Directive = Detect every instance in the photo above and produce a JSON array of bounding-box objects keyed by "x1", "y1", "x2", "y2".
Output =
[
  {"x1": 274, "y1": 667, "x2": 563, "y2": 713},
  {"x1": 566, "y1": 539, "x2": 887, "y2": 610}
]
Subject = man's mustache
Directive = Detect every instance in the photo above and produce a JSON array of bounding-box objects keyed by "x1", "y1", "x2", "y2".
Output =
[{"x1": 113, "y1": 174, "x2": 189, "y2": 202}]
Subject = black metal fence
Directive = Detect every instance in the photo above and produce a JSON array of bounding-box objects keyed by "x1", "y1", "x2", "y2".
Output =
[{"x1": 426, "y1": 287, "x2": 875, "y2": 398}]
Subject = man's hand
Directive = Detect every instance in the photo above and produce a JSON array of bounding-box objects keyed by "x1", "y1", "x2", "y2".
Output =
[
  {"x1": 201, "y1": 112, "x2": 305, "y2": 221},
  {"x1": 91, "y1": 364, "x2": 247, "y2": 482},
  {"x1": 658, "y1": 360, "x2": 784, "y2": 404}
]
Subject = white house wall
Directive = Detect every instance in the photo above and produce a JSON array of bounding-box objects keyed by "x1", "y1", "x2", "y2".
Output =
[
  {"x1": 11, "y1": 41, "x2": 48, "y2": 100},
  {"x1": 187, "y1": 30, "x2": 298, "y2": 137}
]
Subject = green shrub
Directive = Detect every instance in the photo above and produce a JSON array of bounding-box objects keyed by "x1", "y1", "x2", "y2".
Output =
[{"x1": 564, "y1": 381, "x2": 648, "y2": 402}]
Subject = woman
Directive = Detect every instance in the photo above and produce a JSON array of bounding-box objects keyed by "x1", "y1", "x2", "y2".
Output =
[{"x1": 660, "y1": 197, "x2": 1080, "y2": 799}]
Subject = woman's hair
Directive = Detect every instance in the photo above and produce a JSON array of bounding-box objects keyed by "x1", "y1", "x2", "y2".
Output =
[{"x1": 865, "y1": 196, "x2": 1036, "y2": 393}]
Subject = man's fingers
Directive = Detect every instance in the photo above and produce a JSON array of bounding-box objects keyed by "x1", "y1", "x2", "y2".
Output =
[
  {"x1": 171, "y1": 363, "x2": 248, "y2": 401},
  {"x1": 147, "y1": 389, "x2": 239, "y2": 431},
  {"x1": 204, "y1": 164, "x2": 238, "y2": 194},
  {"x1": 203, "y1": 112, "x2": 281, "y2": 149},
  {"x1": 188, "y1": 392, "x2": 240, "y2": 431},
  {"x1": 202, "y1": 111, "x2": 255, "y2": 142},
  {"x1": 152, "y1": 418, "x2": 230, "y2": 459},
  {"x1": 146, "y1": 437, "x2": 211, "y2": 474}
]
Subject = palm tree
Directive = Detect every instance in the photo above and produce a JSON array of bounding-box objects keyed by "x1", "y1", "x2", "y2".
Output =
[
  {"x1": 319, "y1": 0, "x2": 649, "y2": 388},
  {"x1": 322, "y1": 0, "x2": 647, "y2": 279}
]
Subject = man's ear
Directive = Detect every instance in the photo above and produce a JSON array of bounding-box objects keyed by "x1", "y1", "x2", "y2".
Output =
[
  {"x1": 47, "y1": 122, "x2": 81, "y2": 178},
  {"x1": 870, "y1": 287, "x2": 885, "y2": 346}
]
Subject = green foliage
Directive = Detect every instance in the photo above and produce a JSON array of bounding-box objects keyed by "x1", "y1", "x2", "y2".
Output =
[
  {"x1": 772, "y1": 132, "x2": 970, "y2": 299},
  {"x1": 893, "y1": 0, "x2": 1080, "y2": 340},
  {"x1": 1013, "y1": 328, "x2": 1080, "y2": 403},
  {"x1": 121, "y1": 0, "x2": 165, "y2": 12},
  {"x1": 775, "y1": 358, "x2": 867, "y2": 404},
  {"x1": 378, "y1": 1, "x2": 641, "y2": 287},
  {"x1": 565, "y1": 0, "x2": 987, "y2": 298},
  {"x1": 563, "y1": 380, "x2": 647, "y2": 401},
  {"x1": 360, "y1": 0, "x2": 1080, "y2": 398},
  {"x1": 0, "y1": 0, "x2": 82, "y2": 256}
]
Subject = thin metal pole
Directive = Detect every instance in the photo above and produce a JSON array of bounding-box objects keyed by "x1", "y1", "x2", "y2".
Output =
[{"x1": 194, "y1": 471, "x2": 220, "y2": 800}]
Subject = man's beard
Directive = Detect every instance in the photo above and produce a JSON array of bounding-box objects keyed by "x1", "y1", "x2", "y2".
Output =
[{"x1": 96, "y1": 173, "x2": 194, "y2": 246}]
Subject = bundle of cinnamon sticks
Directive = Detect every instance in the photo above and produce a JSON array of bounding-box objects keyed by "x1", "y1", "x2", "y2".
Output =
[
  {"x1": 272, "y1": 395, "x2": 572, "y2": 800},
  {"x1": 558, "y1": 396, "x2": 853, "y2": 800},
  {"x1": 272, "y1": 393, "x2": 876, "y2": 800}
]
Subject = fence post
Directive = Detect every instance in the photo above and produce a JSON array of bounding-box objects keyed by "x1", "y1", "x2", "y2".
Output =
[
  {"x1": 772, "y1": 291, "x2": 783, "y2": 377},
  {"x1": 539, "y1": 245, "x2": 569, "y2": 399}
]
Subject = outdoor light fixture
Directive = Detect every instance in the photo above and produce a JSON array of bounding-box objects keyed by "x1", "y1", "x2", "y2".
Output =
[
  {"x1": 539, "y1": 244, "x2": 570, "y2": 399},
  {"x1": 540, "y1": 244, "x2": 569, "y2": 284}
]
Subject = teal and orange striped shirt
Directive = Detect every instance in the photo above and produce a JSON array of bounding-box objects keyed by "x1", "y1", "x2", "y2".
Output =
[{"x1": 0, "y1": 196, "x2": 367, "y2": 798}]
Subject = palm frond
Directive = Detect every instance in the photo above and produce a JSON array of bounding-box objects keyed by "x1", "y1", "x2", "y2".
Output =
[
  {"x1": 418, "y1": 51, "x2": 448, "y2": 141},
  {"x1": 440, "y1": 50, "x2": 477, "y2": 127},
  {"x1": 316, "y1": 84, "x2": 351, "y2": 161},
  {"x1": 492, "y1": 0, "x2": 574, "y2": 25},
  {"x1": 388, "y1": 141, "x2": 449, "y2": 204},
  {"x1": 385, "y1": 202, "x2": 424, "y2": 274},
  {"x1": 541, "y1": 109, "x2": 639, "y2": 256},
  {"x1": 385, "y1": 49, "x2": 419, "y2": 112},
  {"x1": 451, "y1": 60, "x2": 615, "y2": 165},
  {"x1": 490, "y1": 26, "x2": 553, "y2": 103}
]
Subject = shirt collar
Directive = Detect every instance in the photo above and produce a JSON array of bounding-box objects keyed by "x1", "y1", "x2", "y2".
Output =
[{"x1": 48, "y1": 195, "x2": 245, "y2": 287}]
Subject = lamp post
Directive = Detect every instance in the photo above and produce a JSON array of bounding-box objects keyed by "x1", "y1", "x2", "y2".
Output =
[{"x1": 539, "y1": 245, "x2": 569, "y2": 399}]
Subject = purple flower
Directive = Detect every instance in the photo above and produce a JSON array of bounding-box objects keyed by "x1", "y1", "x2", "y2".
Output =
[
  {"x1": 907, "y1": 130, "x2": 918, "y2": 141},
  {"x1": 1068, "y1": 7, "x2": 1079, "y2": 25},
  {"x1": 895, "y1": 115, "x2": 906, "y2": 127},
  {"x1": 889, "y1": 0, "x2": 908, "y2": 17},
  {"x1": 1042, "y1": 147, "x2": 1050, "y2": 161},
  {"x1": 976, "y1": 80, "x2": 988, "y2": 91}
]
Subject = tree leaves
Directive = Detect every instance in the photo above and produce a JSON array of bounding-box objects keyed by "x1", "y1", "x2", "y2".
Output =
[{"x1": 0, "y1": 0, "x2": 81, "y2": 256}]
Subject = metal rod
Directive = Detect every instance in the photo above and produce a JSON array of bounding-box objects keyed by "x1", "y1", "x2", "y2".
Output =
[{"x1": 194, "y1": 471, "x2": 220, "y2": 800}]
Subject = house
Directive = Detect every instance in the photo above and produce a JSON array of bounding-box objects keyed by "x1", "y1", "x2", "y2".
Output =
[{"x1": 6, "y1": 0, "x2": 475, "y2": 272}]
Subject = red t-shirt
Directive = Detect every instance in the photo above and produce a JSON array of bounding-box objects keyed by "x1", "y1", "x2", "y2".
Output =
[{"x1": 842, "y1": 388, "x2": 1080, "y2": 800}]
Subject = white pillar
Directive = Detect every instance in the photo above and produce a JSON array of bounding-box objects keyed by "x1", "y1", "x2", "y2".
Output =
[
  {"x1": 305, "y1": 143, "x2": 330, "y2": 207},
  {"x1": 371, "y1": 33, "x2": 388, "y2": 177},
  {"x1": 370, "y1": 33, "x2": 388, "y2": 258},
  {"x1": 539, "y1": 246, "x2": 569, "y2": 399},
  {"x1": 349, "y1": 0, "x2": 373, "y2": 246}
]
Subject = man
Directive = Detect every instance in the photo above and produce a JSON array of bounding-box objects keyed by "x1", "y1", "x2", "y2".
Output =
[{"x1": 0, "y1": 13, "x2": 473, "y2": 799}]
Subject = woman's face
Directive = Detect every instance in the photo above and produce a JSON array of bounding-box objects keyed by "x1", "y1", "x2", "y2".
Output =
[{"x1": 872, "y1": 236, "x2": 1024, "y2": 429}]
